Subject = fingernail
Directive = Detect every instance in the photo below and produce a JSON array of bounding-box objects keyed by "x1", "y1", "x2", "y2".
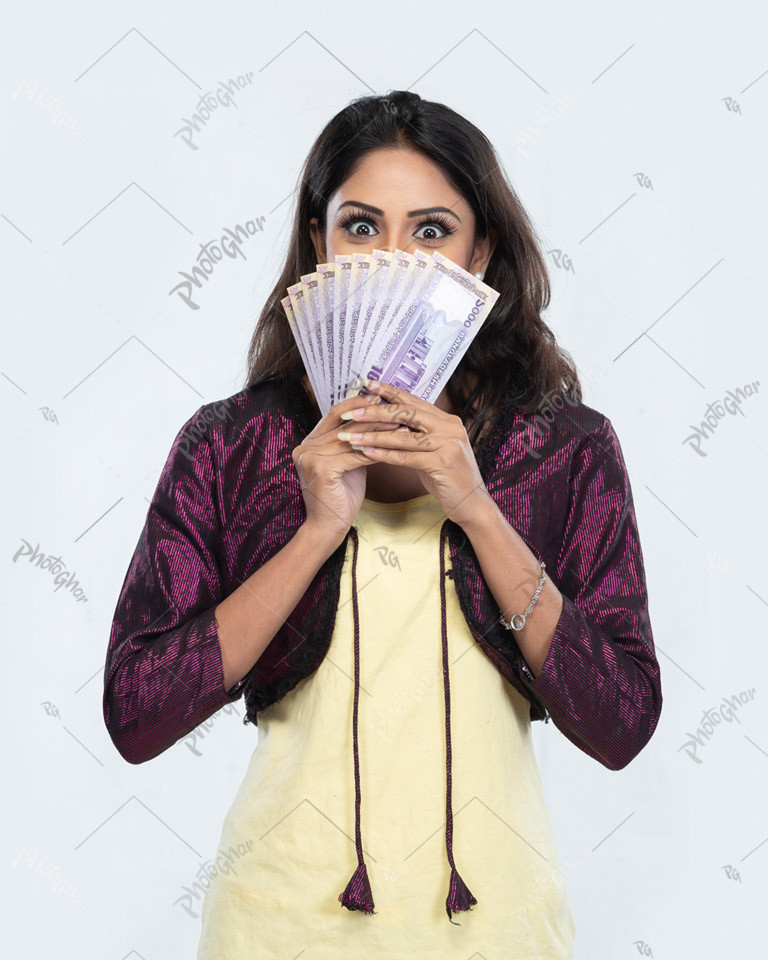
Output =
[{"x1": 340, "y1": 409, "x2": 366, "y2": 420}]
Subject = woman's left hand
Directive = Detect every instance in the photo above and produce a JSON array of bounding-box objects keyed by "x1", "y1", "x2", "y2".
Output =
[{"x1": 335, "y1": 379, "x2": 496, "y2": 528}]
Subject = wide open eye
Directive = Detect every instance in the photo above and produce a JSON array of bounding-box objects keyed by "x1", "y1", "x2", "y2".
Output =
[
  {"x1": 412, "y1": 215, "x2": 457, "y2": 242},
  {"x1": 337, "y1": 211, "x2": 380, "y2": 239},
  {"x1": 336, "y1": 208, "x2": 458, "y2": 243}
]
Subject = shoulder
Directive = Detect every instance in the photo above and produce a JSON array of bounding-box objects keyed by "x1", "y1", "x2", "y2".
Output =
[
  {"x1": 181, "y1": 377, "x2": 306, "y2": 447},
  {"x1": 487, "y1": 388, "x2": 639, "y2": 510},
  {"x1": 497, "y1": 391, "x2": 612, "y2": 466},
  {"x1": 511, "y1": 394, "x2": 634, "y2": 509}
]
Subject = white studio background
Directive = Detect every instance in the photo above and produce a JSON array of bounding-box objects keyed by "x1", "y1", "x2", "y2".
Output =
[{"x1": 2, "y1": 1, "x2": 767, "y2": 957}]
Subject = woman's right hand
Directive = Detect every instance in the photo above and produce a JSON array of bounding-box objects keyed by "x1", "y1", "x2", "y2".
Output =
[{"x1": 292, "y1": 388, "x2": 398, "y2": 546}]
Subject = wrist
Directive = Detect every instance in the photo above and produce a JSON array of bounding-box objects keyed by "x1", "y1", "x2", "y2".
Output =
[
  {"x1": 298, "y1": 519, "x2": 350, "y2": 558},
  {"x1": 455, "y1": 491, "x2": 501, "y2": 537}
]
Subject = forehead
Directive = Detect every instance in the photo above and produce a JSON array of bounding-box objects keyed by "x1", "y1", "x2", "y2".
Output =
[{"x1": 330, "y1": 147, "x2": 470, "y2": 214}]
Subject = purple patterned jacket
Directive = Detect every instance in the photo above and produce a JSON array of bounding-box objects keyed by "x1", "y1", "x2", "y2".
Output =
[{"x1": 102, "y1": 375, "x2": 662, "y2": 771}]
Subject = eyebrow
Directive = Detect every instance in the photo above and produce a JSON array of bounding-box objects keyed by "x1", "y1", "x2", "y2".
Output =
[{"x1": 336, "y1": 200, "x2": 462, "y2": 224}]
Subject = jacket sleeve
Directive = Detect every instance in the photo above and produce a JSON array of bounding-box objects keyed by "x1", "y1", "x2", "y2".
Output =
[
  {"x1": 102, "y1": 406, "x2": 249, "y2": 764},
  {"x1": 518, "y1": 416, "x2": 663, "y2": 770}
]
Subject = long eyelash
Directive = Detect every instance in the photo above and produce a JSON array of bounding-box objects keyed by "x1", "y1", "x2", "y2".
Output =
[
  {"x1": 337, "y1": 209, "x2": 457, "y2": 239},
  {"x1": 416, "y1": 212, "x2": 457, "y2": 236},
  {"x1": 337, "y1": 209, "x2": 375, "y2": 232}
]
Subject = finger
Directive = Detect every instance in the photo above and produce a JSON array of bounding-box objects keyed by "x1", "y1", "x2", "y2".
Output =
[
  {"x1": 329, "y1": 390, "x2": 387, "y2": 423},
  {"x1": 337, "y1": 427, "x2": 437, "y2": 452},
  {"x1": 358, "y1": 378, "x2": 431, "y2": 412},
  {"x1": 313, "y1": 418, "x2": 402, "y2": 447},
  {"x1": 309, "y1": 381, "x2": 385, "y2": 422},
  {"x1": 308, "y1": 422, "x2": 411, "y2": 457},
  {"x1": 353, "y1": 381, "x2": 451, "y2": 433},
  {"x1": 338, "y1": 398, "x2": 439, "y2": 434},
  {"x1": 351, "y1": 440, "x2": 427, "y2": 463},
  {"x1": 303, "y1": 389, "x2": 387, "y2": 442}
]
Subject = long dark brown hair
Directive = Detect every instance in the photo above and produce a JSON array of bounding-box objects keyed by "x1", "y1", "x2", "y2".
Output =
[{"x1": 246, "y1": 89, "x2": 581, "y2": 449}]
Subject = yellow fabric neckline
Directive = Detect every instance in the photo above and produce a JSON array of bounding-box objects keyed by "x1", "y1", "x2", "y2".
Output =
[{"x1": 359, "y1": 492, "x2": 439, "y2": 513}]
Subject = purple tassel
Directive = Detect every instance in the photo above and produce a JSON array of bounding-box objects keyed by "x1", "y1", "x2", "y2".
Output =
[
  {"x1": 338, "y1": 861, "x2": 376, "y2": 915},
  {"x1": 445, "y1": 864, "x2": 477, "y2": 924}
]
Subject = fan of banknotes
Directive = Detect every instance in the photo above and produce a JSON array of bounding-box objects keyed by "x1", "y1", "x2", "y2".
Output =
[{"x1": 281, "y1": 248, "x2": 500, "y2": 416}]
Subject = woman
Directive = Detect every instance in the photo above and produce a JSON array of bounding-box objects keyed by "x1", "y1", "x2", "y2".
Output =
[{"x1": 103, "y1": 90, "x2": 662, "y2": 958}]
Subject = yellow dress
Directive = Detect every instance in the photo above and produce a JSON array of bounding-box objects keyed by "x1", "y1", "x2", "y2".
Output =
[{"x1": 198, "y1": 492, "x2": 575, "y2": 959}]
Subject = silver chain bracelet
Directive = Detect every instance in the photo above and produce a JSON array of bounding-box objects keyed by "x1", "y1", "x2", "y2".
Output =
[{"x1": 499, "y1": 561, "x2": 546, "y2": 632}]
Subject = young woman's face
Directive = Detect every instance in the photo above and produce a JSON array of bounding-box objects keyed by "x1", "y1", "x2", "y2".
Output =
[{"x1": 309, "y1": 146, "x2": 496, "y2": 275}]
